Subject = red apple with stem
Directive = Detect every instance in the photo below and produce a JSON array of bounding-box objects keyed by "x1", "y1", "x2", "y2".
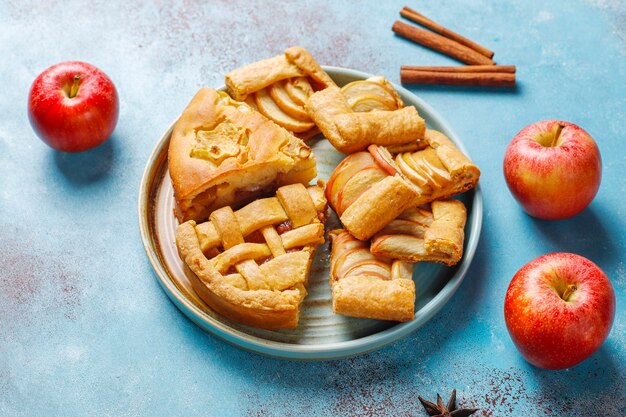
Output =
[
  {"x1": 28, "y1": 61, "x2": 119, "y2": 152},
  {"x1": 503, "y1": 120, "x2": 601, "y2": 220},
  {"x1": 504, "y1": 252, "x2": 615, "y2": 370}
]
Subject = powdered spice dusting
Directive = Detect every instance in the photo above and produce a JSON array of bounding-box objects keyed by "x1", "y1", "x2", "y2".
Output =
[{"x1": 0, "y1": 227, "x2": 84, "y2": 335}]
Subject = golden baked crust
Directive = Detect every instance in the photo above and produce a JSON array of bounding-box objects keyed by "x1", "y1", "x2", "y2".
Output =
[
  {"x1": 329, "y1": 230, "x2": 415, "y2": 322},
  {"x1": 168, "y1": 87, "x2": 317, "y2": 222},
  {"x1": 325, "y1": 129, "x2": 479, "y2": 240},
  {"x1": 389, "y1": 129, "x2": 481, "y2": 204},
  {"x1": 370, "y1": 200, "x2": 467, "y2": 265},
  {"x1": 339, "y1": 175, "x2": 419, "y2": 241},
  {"x1": 176, "y1": 184, "x2": 327, "y2": 329},
  {"x1": 305, "y1": 86, "x2": 425, "y2": 154},
  {"x1": 225, "y1": 46, "x2": 335, "y2": 101},
  {"x1": 225, "y1": 46, "x2": 334, "y2": 138}
]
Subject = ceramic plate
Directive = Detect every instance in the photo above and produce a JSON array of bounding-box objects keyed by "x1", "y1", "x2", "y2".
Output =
[{"x1": 138, "y1": 66, "x2": 483, "y2": 360}]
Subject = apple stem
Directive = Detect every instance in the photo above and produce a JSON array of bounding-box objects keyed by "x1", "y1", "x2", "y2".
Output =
[
  {"x1": 549, "y1": 124, "x2": 564, "y2": 147},
  {"x1": 561, "y1": 284, "x2": 577, "y2": 301},
  {"x1": 69, "y1": 74, "x2": 80, "y2": 98}
]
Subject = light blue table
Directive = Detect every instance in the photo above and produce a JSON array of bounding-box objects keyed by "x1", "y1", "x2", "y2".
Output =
[{"x1": 1, "y1": 1, "x2": 624, "y2": 415}]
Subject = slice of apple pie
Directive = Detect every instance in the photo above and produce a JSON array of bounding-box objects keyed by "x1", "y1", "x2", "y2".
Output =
[
  {"x1": 168, "y1": 87, "x2": 317, "y2": 223},
  {"x1": 225, "y1": 46, "x2": 335, "y2": 138},
  {"x1": 326, "y1": 129, "x2": 479, "y2": 240},
  {"x1": 329, "y1": 229, "x2": 415, "y2": 322},
  {"x1": 176, "y1": 183, "x2": 327, "y2": 329}
]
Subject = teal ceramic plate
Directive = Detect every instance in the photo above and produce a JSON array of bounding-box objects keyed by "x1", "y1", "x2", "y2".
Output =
[{"x1": 138, "y1": 66, "x2": 483, "y2": 360}]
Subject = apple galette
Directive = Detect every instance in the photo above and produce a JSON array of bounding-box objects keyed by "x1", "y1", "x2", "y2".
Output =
[
  {"x1": 326, "y1": 129, "x2": 479, "y2": 240},
  {"x1": 329, "y1": 229, "x2": 415, "y2": 322},
  {"x1": 225, "y1": 46, "x2": 335, "y2": 138},
  {"x1": 168, "y1": 87, "x2": 317, "y2": 222},
  {"x1": 370, "y1": 200, "x2": 467, "y2": 265},
  {"x1": 176, "y1": 183, "x2": 327, "y2": 329},
  {"x1": 305, "y1": 82, "x2": 425, "y2": 154},
  {"x1": 167, "y1": 48, "x2": 482, "y2": 329}
]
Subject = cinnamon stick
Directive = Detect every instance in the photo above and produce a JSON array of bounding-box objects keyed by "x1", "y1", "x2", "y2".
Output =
[
  {"x1": 401, "y1": 65, "x2": 516, "y2": 73},
  {"x1": 400, "y1": 6, "x2": 495, "y2": 59},
  {"x1": 401, "y1": 69, "x2": 515, "y2": 87},
  {"x1": 392, "y1": 20, "x2": 495, "y2": 65}
]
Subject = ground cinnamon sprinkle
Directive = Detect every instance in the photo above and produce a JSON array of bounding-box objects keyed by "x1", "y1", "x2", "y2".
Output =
[{"x1": 0, "y1": 230, "x2": 83, "y2": 333}]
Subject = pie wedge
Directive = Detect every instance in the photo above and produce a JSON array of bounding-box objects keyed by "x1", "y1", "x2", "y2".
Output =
[
  {"x1": 168, "y1": 87, "x2": 317, "y2": 222},
  {"x1": 176, "y1": 183, "x2": 327, "y2": 329},
  {"x1": 329, "y1": 229, "x2": 415, "y2": 322},
  {"x1": 326, "y1": 129, "x2": 479, "y2": 240}
]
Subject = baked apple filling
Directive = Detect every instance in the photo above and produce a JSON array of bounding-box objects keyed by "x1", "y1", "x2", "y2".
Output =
[
  {"x1": 168, "y1": 87, "x2": 317, "y2": 223},
  {"x1": 190, "y1": 123, "x2": 250, "y2": 165},
  {"x1": 395, "y1": 147, "x2": 452, "y2": 194}
]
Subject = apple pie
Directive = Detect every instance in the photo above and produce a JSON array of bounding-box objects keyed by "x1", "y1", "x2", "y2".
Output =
[
  {"x1": 329, "y1": 229, "x2": 415, "y2": 322},
  {"x1": 305, "y1": 84, "x2": 425, "y2": 154},
  {"x1": 326, "y1": 129, "x2": 479, "y2": 240},
  {"x1": 370, "y1": 200, "x2": 467, "y2": 265},
  {"x1": 225, "y1": 46, "x2": 335, "y2": 138},
  {"x1": 176, "y1": 183, "x2": 327, "y2": 329},
  {"x1": 168, "y1": 87, "x2": 317, "y2": 222}
]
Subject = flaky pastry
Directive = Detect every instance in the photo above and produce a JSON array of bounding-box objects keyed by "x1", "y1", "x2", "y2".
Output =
[
  {"x1": 371, "y1": 200, "x2": 467, "y2": 265},
  {"x1": 329, "y1": 229, "x2": 415, "y2": 322},
  {"x1": 176, "y1": 183, "x2": 327, "y2": 329},
  {"x1": 225, "y1": 47, "x2": 334, "y2": 138},
  {"x1": 326, "y1": 129, "x2": 479, "y2": 240},
  {"x1": 225, "y1": 46, "x2": 335, "y2": 101},
  {"x1": 168, "y1": 87, "x2": 317, "y2": 222},
  {"x1": 305, "y1": 86, "x2": 425, "y2": 154}
]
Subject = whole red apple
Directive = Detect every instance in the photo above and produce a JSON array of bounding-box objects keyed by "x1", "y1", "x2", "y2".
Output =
[
  {"x1": 28, "y1": 61, "x2": 119, "y2": 152},
  {"x1": 504, "y1": 252, "x2": 615, "y2": 370},
  {"x1": 503, "y1": 120, "x2": 601, "y2": 220}
]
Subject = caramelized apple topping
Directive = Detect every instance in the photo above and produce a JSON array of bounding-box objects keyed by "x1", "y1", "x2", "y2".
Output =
[
  {"x1": 340, "y1": 77, "x2": 404, "y2": 112},
  {"x1": 395, "y1": 147, "x2": 451, "y2": 193}
]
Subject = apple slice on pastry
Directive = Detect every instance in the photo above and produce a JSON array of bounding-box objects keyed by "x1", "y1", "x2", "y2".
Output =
[
  {"x1": 329, "y1": 229, "x2": 415, "y2": 322},
  {"x1": 370, "y1": 200, "x2": 467, "y2": 266},
  {"x1": 254, "y1": 88, "x2": 316, "y2": 133},
  {"x1": 325, "y1": 130, "x2": 479, "y2": 240},
  {"x1": 341, "y1": 77, "x2": 404, "y2": 111},
  {"x1": 284, "y1": 77, "x2": 314, "y2": 106},
  {"x1": 268, "y1": 80, "x2": 312, "y2": 121}
]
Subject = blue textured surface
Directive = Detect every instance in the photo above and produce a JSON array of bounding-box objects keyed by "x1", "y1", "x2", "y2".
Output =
[{"x1": 1, "y1": 1, "x2": 624, "y2": 416}]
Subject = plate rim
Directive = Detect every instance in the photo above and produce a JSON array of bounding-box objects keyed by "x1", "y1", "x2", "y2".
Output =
[{"x1": 138, "y1": 66, "x2": 483, "y2": 360}]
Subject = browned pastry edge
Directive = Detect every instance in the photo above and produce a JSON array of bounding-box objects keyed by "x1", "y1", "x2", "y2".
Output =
[
  {"x1": 175, "y1": 184, "x2": 327, "y2": 330},
  {"x1": 329, "y1": 229, "x2": 415, "y2": 322},
  {"x1": 305, "y1": 86, "x2": 425, "y2": 154},
  {"x1": 370, "y1": 199, "x2": 467, "y2": 265},
  {"x1": 177, "y1": 221, "x2": 307, "y2": 329},
  {"x1": 168, "y1": 87, "x2": 317, "y2": 223},
  {"x1": 225, "y1": 46, "x2": 336, "y2": 101}
]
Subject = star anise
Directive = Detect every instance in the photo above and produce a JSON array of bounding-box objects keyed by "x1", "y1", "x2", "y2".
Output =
[{"x1": 418, "y1": 389, "x2": 479, "y2": 417}]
